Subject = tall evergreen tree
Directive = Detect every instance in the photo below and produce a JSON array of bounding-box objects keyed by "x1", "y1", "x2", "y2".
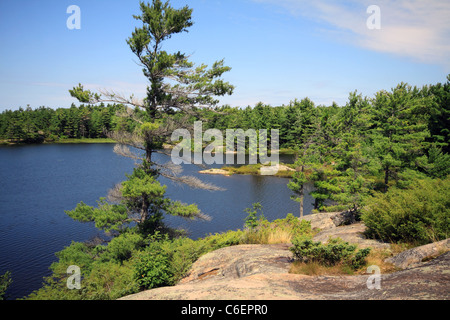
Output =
[
  {"x1": 369, "y1": 83, "x2": 432, "y2": 191},
  {"x1": 67, "y1": 0, "x2": 234, "y2": 234}
]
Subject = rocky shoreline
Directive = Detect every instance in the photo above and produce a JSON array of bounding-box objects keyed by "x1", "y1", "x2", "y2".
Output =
[
  {"x1": 199, "y1": 164, "x2": 296, "y2": 176},
  {"x1": 120, "y1": 211, "x2": 450, "y2": 300}
]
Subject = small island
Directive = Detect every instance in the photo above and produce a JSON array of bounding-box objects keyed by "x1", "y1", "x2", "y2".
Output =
[{"x1": 199, "y1": 163, "x2": 296, "y2": 178}]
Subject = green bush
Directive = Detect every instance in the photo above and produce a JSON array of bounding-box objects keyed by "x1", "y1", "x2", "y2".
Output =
[
  {"x1": 244, "y1": 202, "x2": 264, "y2": 230},
  {"x1": 82, "y1": 261, "x2": 139, "y2": 300},
  {"x1": 133, "y1": 230, "x2": 245, "y2": 290},
  {"x1": 133, "y1": 242, "x2": 175, "y2": 289},
  {"x1": 0, "y1": 271, "x2": 12, "y2": 300},
  {"x1": 200, "y1": 230, "x2": 244, "y2": 250},
  {"x1": 100, "y1": 232, "x2": 145, "y2": 263},
  {"x1": 361, "y1": 177, "x2": 450, "y2": 245},
  {"x1": 290, "y1": 237, "x2": 371, "y2": 270}
]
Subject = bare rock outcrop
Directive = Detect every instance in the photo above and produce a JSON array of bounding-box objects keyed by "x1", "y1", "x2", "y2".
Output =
[
  {"x1": 119, "y1": 211, "x2": 449, "y2": 300},
  {"x1": 313, "y1": 222, "x2": 391, "y2": 249},
  {"x1": 303, "y1": 211, "x2": 390, "y2": 249},
  {"x1": 301, "y1": 210, "x2": 357, "y2": 231},
  {"x1": 386, "y1": 239, "x2": 450, "y2": 269},
  {"x1": 120, "y1": 244, "x2": 450, "y2": 300},
  {"x1": 179, "y1": 244, "x2": 292, "y2": 283}
]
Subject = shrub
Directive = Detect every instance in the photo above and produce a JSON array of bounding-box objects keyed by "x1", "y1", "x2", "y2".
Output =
[
  {"x1": 361, "y1": 177, "x2": 450, "y2": 245},
  {"x1": 99, "y1": 232, "x2": 145, "y2": 263},
  {"x1": 132, "y1": 235, "x2": 208, "y2": 290},
  {"x1": 244, "y1": 202, "x2": 264, "y2": 230},
  {"x1": 201, "y1": 230, "x2": 244, "y2": 250},
  {"x1": 83, "y1": 261, "x2": 139, "y2": 300},
  {"x1": 133, "y1": 242, "x2": 175, "y2": 289},
  {"x1": 290, "y1": 237, "x2": 371, "y2": 270},
  {"x1": 0, "y1": 271, "x2": 12, "y2": 300}
]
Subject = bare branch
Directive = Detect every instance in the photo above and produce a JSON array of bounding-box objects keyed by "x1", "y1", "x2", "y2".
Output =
[
  {"x1": 113, "y1": 144, "x2": 143, "y2": 161},
  {"x1": 107, "y1": 131, "x2": 145, "y2": 150},
  {"x1": 160, "y1": 171, "x2": 225, "y2": 191},
  {"x1": 97, "y1": 88, "x2": 146, "y2": 109},
  {"x1": 107, "y1": 183, "x2": 124, "y2": 204}
]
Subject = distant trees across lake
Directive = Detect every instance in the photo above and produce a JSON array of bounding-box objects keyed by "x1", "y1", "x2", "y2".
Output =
[
  {"x1": 0, "y1": 103, "x2": 139, "y2": 143},
  {"x1": 1, "y1": 75, "x2": 449, "y2": 153}
]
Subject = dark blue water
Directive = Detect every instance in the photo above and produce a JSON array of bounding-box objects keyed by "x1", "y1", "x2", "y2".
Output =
[{"x1": 0, "y1": 144, "x2": 311, "y2": 300}]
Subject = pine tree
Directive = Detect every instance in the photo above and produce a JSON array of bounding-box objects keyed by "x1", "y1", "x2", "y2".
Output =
[
  {"x1": 369, "y1": 83, "x2": 432, "y2": 191},
  {"x1": 67, "y1": 0, "x2": 233, "y2": 234}
]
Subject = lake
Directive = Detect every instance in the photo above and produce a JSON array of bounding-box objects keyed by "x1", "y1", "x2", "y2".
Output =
[{"x1": 0, "y1": 144, "x2": 314, "y2": 299}]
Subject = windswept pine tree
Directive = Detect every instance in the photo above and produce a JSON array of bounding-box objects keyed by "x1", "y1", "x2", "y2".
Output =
[{"x1": 67, "y1": 0, "x2": 234, "y2": 234}]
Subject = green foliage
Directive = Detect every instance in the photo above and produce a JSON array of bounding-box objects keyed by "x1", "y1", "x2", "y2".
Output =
[
  {"x1": 65, "y1": 199, "x2": 129, "y2": 233},
  {"x1": 368, "y1": 83, "x2": 432, "y2": 191},
  {"x1": 133, "y1": 242, "x2": 175, "y2": 289},
  {"x1": 132, "y1": 229, "x2": 246, "y2": 290},
  {"x1": 244, "y1": 202, "x2": 264, "y2": 230},
  {"x1": 27, "y1": 259, "x2": 139, "y2": 300},
  {"x1": 16, "y1": 1, "x2": 450, "y2": 301},
  {"x1": 26, "y1": 232, "x2": 145, "y2": 300},
  {"x1": 82, "y1": 261, "x2": 139, "y2": 300},
  {"x1": 417, "y1": 144, "x2": 450, "y2": 179},
  {"x1": 0, "y1": 271, "x2": 12, "y2": 300},
  {"x1": 280, "y1": 77, "x2": 450, "y2": 213},
  {"x1": 200, "y1": 230, "x2": 244, "y2": 249},
  {"x1": 290, "y1": 237, "x2": 371, "y2": 270},
  {"x1": 0, "y1": 103, "x2": 134, "y2": 143},
  {"x1": 288, "y1": 157, "x2": 307, "y2": 217},
  {"x1": 69, "y1": 84, "x2": 101, "y2": 104},
  {"x1": 222, "y1": 164, "x2": 262, "y2": 175},
  {"x1": 99, "y1": 232, "x2": 145, "y2": 263},
  {"x1": 124, "y1": 0, "x2": 233, "y2": 118},
  {"x1": 361, "y1": 177, "x2": 450, "y2": 245}
]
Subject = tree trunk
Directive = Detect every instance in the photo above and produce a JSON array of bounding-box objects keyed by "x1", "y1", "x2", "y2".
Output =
[
  {"x1": 140, "y1": 199, "x2": 149, "y2": 224},
  {"x1": 299, "y1": 195, "x2": 304, "y2": 219},
  {"x1": 384, "y1": 166, "x2": 389, "y2": 192},
  {"x1": 300, "y1": 164, "x2": 304, "y2": 218}
]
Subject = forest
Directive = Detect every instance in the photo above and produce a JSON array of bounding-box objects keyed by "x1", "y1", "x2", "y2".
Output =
[
  {"x1": 1, "y1": 75, "x2": 449, "y2": 152},
  {"x1": 0, "y1": 103, "x2": 138, "y2": 143}
]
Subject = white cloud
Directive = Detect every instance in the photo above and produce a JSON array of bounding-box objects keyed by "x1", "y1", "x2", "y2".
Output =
[{"x1": 253, "y1": 0, "x2": 450, "y2": 70}]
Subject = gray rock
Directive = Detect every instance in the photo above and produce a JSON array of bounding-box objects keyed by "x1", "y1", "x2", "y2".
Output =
[
  {"x1": 120, "y1": 245, "x2": 450, "y2": 300},
  {"x1": 301, "y1": 210, "x2": 356, "y2": 231},
  {"x1": 313, "y1": 222, "x2": 391, "y2": 249},
  {"x1": 180, "y1": 244, "x2": 293, "y2": 283},
  {"x1": 386, "y1": 239, "x2": 450, "y2": 269}
]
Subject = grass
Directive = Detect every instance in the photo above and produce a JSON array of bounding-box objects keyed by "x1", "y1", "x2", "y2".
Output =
[
  {"x1": 221, "y1": 163, "x2": 296, "y2": 178},
  {"x1": 289, "y1": 247, "x2": 400, "y2": 276},
  {"x1": 222, "y1": 164, "x2": 262, "y2": 175},
  {"x1": 278, "y1": 148, "x2": 297, "y2": 155},
  {"x1": 239, "y1": 213, "x2": 312, "y2": 245},
  {"x1": 290, "y1": 261, "x2": 356, "y2": 276}
]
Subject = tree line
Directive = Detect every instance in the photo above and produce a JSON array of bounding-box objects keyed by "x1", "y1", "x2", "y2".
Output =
[
  {"x1": 2, "y1": 75, "x2": 448, "y2": 151},
  {"x1": 200, "y1": 77, "x2": 449, "y2": 153},
  {"x1": 286, "y1": 76, "x2": 450, "y2": 227},
  {"x1": 0, "y1": 103, "x2": 140, "y2": 143}
]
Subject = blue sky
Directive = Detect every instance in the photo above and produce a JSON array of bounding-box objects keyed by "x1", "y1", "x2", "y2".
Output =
[{"x1": 0, "y1": 0, "x2": 448, "y2": 111}]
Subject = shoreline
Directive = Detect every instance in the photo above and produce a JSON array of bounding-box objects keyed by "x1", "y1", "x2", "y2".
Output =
[
  {"x1": 0, "y1": 138, "x2": 117, "y2": 146},
  {"x1": 199, "y1": 164, "x2": 296, "y2": 178}
]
